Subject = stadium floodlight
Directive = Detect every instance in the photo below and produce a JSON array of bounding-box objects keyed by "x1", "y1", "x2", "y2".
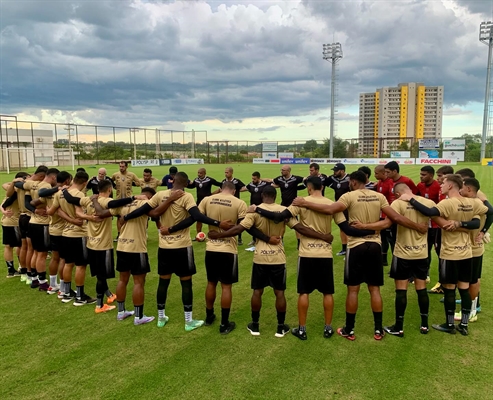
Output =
[
  {"x1": 323, "y1": 43, "x2": 343, "y2": 158},
  {"x1": 480, "y1": 21, "x2": 493, "y2": 161}
]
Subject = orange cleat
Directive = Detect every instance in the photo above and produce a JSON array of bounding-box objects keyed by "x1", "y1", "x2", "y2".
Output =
[
  {"x1": 95, "y1": 304, "x2": 116, "y2": 314},
  {"x1": 107, "y1": 294, "x2": 117, "y2": 304}
]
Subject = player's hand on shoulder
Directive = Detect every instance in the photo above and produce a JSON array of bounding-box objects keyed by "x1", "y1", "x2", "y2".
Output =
[
  {"x1": 168, "y1": 190, "x2": 185, "y2": 201},
  {"x1": 134, "y1": 194, "x2": 148, "y2": 200},
  {"x1": 247, "y1": 205, "x2": 257, "y2": 213},
  {"x1": 90, "y1": 194, "x2": 99, "y2": 201},
  {"x1": 398, "y1": 193, "x2": 412, "y2": 202},
  {"x1": 292, "y1": 197, "x2": 306, "y2": 206}
]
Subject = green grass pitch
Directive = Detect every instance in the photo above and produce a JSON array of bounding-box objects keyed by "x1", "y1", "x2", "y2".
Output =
[{"x1": 0, "y1": 162, "x2": 492, "y2": 399}]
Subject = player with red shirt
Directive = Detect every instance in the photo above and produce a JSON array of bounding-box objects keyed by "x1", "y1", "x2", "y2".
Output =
[{"x1": 374, "y1": 165, "x2": 393, "y2": 266}]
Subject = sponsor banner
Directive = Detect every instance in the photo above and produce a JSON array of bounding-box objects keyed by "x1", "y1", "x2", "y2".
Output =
[
  {"x1": 415, "y1": 158, "x2": 457, "y2": 165},
  {"x1": 309, "y1": 158, "x2": 343, "y2": 164},
  {"x1": 171, "y1": 158, "x2": 204, "y2": 165},
  {"x1": 443, "y1": 139, "x2": 465, "y2": 150},
  {"x1": 419, "y1": 139, "x2": 440, "y2": 149},
  {"x1": 253, "y1": 158, "x2": 280, "y2": 164},
  {"x1": 262, "y1": 152, "x2": 277, "y2": 159},
  {"x1": 442, "y1": 151, "x2": 465, "y2": 161},
  {"x1": 481, "y1": 158, "x2": 493, "y2": 166},
  {"x1": 159, "y1": 159, "x2": 171, "y2": 165},
  {"x1": 390, "y1": 151, "x2": 411, "y2": 158},
  {"x1": 280, "y1": 157, "x2": 310, "y2": 164},
  {"x1": 278, "y1": 152, "x2": 294, "y2": 158},
  {"x1": 262, "y1": 142, "x2": 278, "y2": 152},
  {"x1": 185, "y1": 158, "x2": 204, "y2": 165},
  {"x1": 419, "y1": 150, "x2": 439, "y2": 159},
  {"x1": 131, "y1": 159, "x2": 160, "y2": 167},
  {"x1": 376, "y1": 158, "x2": 415, "y2": 165}
]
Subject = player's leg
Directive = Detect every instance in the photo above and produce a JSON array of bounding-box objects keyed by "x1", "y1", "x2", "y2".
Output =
[
  {"x1": 204, "y1": 251, "x2": 218, "y2": 325},
  {"x1": 73, "y1": 238, "x2": 94, "y2": 306},
  {"x1": 47, "y1": 236, "x2": 61, "y2": 294},
  {"x1": 218, "y1": 253, "x2": 238, "y2": 335},
  {"x1": 385, "y1": 256, "x2": 409, "y2": 337},
  {"x1": 4, "y1": 241, "x2": 16, "y2": 277},
  {"x1": 19, "y1": 238, "x2": 28, "y2": 281},
  {"x1": 455, "y1": 259, "x2": 473, "y2": 336},
  {"x1": 433, "y1": 259, "x2": 458, "y2": 333},
  {"x1": 248, "y1": 263, "x2": 269, "y2": 336},
  {"x1": 133, "y1": 271, "x2": 154, "y2": 325},
  {"x1": 380, "y1": 229, "x2": 389, "y2": 266},
  {"x1": 116, "y1": 270, "x2": 132, "y2": 320},
  {"x1": 366, "y1": 243, "x2": 385, "y2": 340},
  {"x1": 337, "y1": 231, "x2": 348, "y2": 256},
  {"x1": 292, "y1": 257, "x2": 309, "y2": 340},
  {"x1": 338, "y1": 246, "x2": 361, "y2": 340},
  {"x1": 428, "y1": 230, "x2": 443, "y2": 294},
  {"x1": 271, "y1": 264, "x2": 288, "y2": 338}
]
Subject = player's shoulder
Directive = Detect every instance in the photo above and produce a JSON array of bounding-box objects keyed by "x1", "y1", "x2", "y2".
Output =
[
  {"x1": 306, "y1": 195, "x2": 333, "y2": 205},
  {"x1": 419, "y1": 197, "x2": 436, "y2": 207}
]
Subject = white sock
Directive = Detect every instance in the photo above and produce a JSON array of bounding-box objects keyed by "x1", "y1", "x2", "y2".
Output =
[
  {"x1": 59, "y1": 279, "x2": 64, "y2": 288},
  {"x1": 185, "y1": 311, "x2": 192, "y2": 323},
  {"x1": 470, "y1": 298, "x2": 478, "y2": 317},
  {"x1": 158, "y1": 309, "x2": 166, "y2": 319},
  {"x1": 49, "y1": 275, "x2": 57, "y2": 287}
]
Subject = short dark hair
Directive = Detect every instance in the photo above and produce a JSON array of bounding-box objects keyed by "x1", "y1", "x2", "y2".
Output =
[
  {"x1": 306, "y1": 176, "x2": 322, "y2": 191},
  {"x1": 15, "y1": 172, "x2": 29, "y2": 179},
  {"x1": 252, "y1": 171, "x2": 261, "y2": 178},
  {"x1": 420, "y1": 166, "x2": 435, "y2": 175},
  {"x1": 46, "y1": 168, "x2": 60, "y2": 176},
  {"x1": 309, "y1": 162, "x2": 320, "y2": 171},
  {"x1": 262, "y1": 185, "x2": 277, "y2": 200},
  {"x1": 76, "y1": 167, "x2": 86, "y2": 173},
  {"x1": 57, "y1": 171, "x2": 71, "y2": 184},
  {"x1": 349, "y1": 171, "x2": 367, "y2": 184},
  {"x1": 73, "y1": 171, "x2": 89, "y2": 184},
  {"x1": 393, "y1": 182, "x2": 409, "y2": 193},
  {"x1": 35, "y1": 165, "x2": 48, "y2": 174},
  {"x1": 444, "y1": 174, "x2": 463, "y2": 190},
  {"x1": 141, "y1": 187, "x2": 156, "y2": 196},
  {"x1": 174, "y1": 171, "x2": 188, "y2": 185},
  {"x1": 463, "y1": 178, "x2": 480, "y2": 192},
  {"x1": 143, "y1": 168, "x2": 152, "y2": 174},
  {"x1": 456, "y1": 168, "x2": 475, "y2": 179},
  {"x1": 358, "y1": 166, "x2": 371, "y2": 178},
  {"x1": 437, "y1": 166, "x2": 454, "y2": 175},
  {"x1": 98, "y1": 179, "x2": 113, "y2": 193},
  {"x1": 222, "y1": 181, "x2": 236, "y2": 191},
  {"x1": 169, "y1": 166, "x2": 178, "y2": 174},
  {"x1": 120, "y1": 161, "x2": 128, "y2": 166},
  {"x1": 384, "y1": 161, "x2": 399, "y2": 173}
]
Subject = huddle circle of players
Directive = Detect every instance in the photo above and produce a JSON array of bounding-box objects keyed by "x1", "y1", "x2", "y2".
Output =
[{"x1": 2, "y1": 160, "x2": 491, "y2": 339}]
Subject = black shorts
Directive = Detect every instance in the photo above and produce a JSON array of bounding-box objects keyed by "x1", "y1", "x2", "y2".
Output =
[
  {"x1": 435, "y1": 229, "x2": 442, "y2": 255},
  {"x1": 344, "y1": 242, "x2": 384, "y2": 286},
  {"x1": 297, "y1": 257, "x2": 334, "y2": 294},
  {"x1": 196, "y1": 196, "x2": 205, "y2": 206},
  {"x1": 19, "y1": 214, "x2": 30, "y2": 239},
  {"x1": 205, "y1": 251, "x2": 238, "y2": 284},
  {"x1": 62, "y1": 237, "x2": 88, "y2": 266},
  {"x1": 116, "y1": 251, "x2": 151, "y2": 275},
  {"x1": 471, "y1": 255, "x2": 483, "y2": 284},
  {"x1": 2, "y1": 226, "x2": 21, "y2": 248},
  {"x1": 427, "y1": 228, "x2": 439, "y2": 254},
  {"x1": 251, "y1": 263, "x2": 286, "y2": 291},
  {"x1": 439, "y1": 258, "x2": 472, "y2": 284},
  {"x1": 29, "y1": 223, "x2": 50, "y2": 252},
  {"x1": 390, "y1": 256, "x2": 428, "y2": 281},
  {"x1": 88, "y1": 248, "x2": 115, "y2": 279},
  {"x1": 158, "y1": 247, "x2": 196, "y2": 277},
  {"x1": 50, "y1": 235, "x2": 62, "y2": 253}
]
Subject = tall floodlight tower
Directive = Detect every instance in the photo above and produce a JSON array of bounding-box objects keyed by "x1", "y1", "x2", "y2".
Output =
[
  {"x1": 480, "y1": 21, "x2": 493, "y2": 161},
  {"x1": 323, "y1": 42, "x2": 343, "y2": 158}
]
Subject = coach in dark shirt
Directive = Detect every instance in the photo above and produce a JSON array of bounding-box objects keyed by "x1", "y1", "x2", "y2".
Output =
[
  {"x1": 188, "y1": 167, "x2": 221, "y2": 206},
  {"x1": 162, "y1": 166, "x2": 177, "y2": 189},
  {"x1": 269, "y1": 165, "x2": 304, "y2": 206},
  {"x1": 246, "y1": 172, "x2": 268, "y2": 206},
  {"x1": 86, "y1": 167, "x2": 115, "y2": 197}
]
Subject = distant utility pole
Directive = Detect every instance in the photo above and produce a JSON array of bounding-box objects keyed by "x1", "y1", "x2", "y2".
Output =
[
  {"x1": 323, "y1": 43, "x2": 343, "y2": 158},
  {"x1": 480, "y1": 21, "x2": 493, "y2": 160},
  {"x1": 64, "y1": 123, "x2": 75, "y2": 171},
  {"x1": 130, "y1": 128, "x2": 139, "y2": 159}
]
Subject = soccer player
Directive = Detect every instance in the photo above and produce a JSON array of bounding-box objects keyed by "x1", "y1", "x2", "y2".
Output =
[
  {"x1": 161, "y1": 166, "x2": 178, "y2": 189},
  {"x1": 86, "y1": 168, "x2": 115, "y2": 196},
  {"x1": 358, "y1": 166, "x2": 376, "y2": 190},
  {"x1": 111, "y1": 161, "x2": 141, "y2": 199},
  {"x1": 209, "y1": 185, "x2": 335, "y2": 338},
  {"x1": 245, "y1": 172, "x2": 268, "y2": 246},
  {"x1": 265, "y1": 165, "x2": 304, "y2": 207},
  {"x1": 303, "y1": 163, "x2": 328, "y2": 196},
  {"x1": 139, "y1": 168, "x2": 162, "y2": 190},
  {"x1": 399, "y1": 174, "x2": 493, "y2": 336},
  {"x1": 251, "y1": 177, "x2": 375, "y2": 340},
  {"x1": 219, "y1": 167, "x2": 247, "y2": 245},
  {"x1": 374, "y1": 165, "x2": 393, "y2": 266},
  {"x1": 187, "y1": 167, "x2": 221, "y2": 237},
  {"x1": 326, "y1": 163, "x2": 350, "y2": 256},
  {"x1": 122, "y1": 172, "x2": 233, "y2": 331},
  {"x1": 292, "y1": 171, "x2": 428, "y2": 341}
]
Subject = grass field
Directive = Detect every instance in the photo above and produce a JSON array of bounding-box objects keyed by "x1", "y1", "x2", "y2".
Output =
[{"x1": 1, "y1": 162, "x2": 492, "y2": 400}]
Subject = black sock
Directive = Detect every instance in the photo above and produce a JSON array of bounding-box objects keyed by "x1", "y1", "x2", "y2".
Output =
[
  {"x1": 180, "y1": 279, "x2": 193, "y2": 306},
  {"x1": 6, "y1": 261, "x2": 14, "y2": 272},
  {"x1": 252, "y1": 310, "x2": 260, "y2": 324},
  {"x1": 27, "y1": 271, "x2": 32, "y2": 278},
  {"x1": 97, "y1": 293, "x2": 104, "y2": 307},
  {"x1": 117, "y1": 301, "x2": 125, "y2": 313},
  {"x1": 206, "y1": 308, "x2": 214, "y2": 318},
  {"x1": 373, "y1": 311, "x2": 383, "y2": 331},
  {"x1": 416, "y1": 288, "x2": 429, "y2": 327},
  {"x1": 135, "y1": 304, "x2": 143, "y2": 319},
  {"x1": 443, "y1": 288, "x2": 456, "y2": 327},
  {"x1": 221, "y1": 308, "x2": 230, "y2": 325},
  {"x1": 345, "y1": 312, "x2": 356, "y2": 332},
  {"x1": 96, "y1": 278, "x2": 107, "y2": 303},
  {"x1": 342, "y1": 244, "x2": 347, "y2": 252},
  {"x1": 105, "y1": 289, "x2": 112, "y2": 297},
  {"x1": 476, "y1": 292, "x2": 481, "y2": 308},
  {"x1": 31, "y1": 268, "x2": 38, "y2": 279},
  {"x1": 38, "y1": 271, "x2": 46, "y2": 282},
  {"x1": 298, "y1": 325, "x2": 306, "y2": 333},
  {"x1": 459, "y1": 288, "x2": 472, "y2": 326},
  {"x1": 394, "y1": 289, "x2": 407, "y2": 330},
  {"x1": 66, "y1": 281, "x2": 72, "y2": 294},
  {"x1": 277, "y1": 311, "x2": 286, "y2": 325},
  {"x1": 20, "y1": 267, "x2": 27, "y2": 274},
  {"x1": 76, "y1": 285, "x2": 85, "y2": 299},
  {"x1": 157, "y1": 278, "x2": 171, "y2": 307}
]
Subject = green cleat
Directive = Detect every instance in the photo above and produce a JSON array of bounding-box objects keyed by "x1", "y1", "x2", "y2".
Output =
[
  {"x1": 185, "y1": 319, "x2": 204, "y2": 332},
  {"x1": 157, "y1": 316, "x2": 169, "y2": 328}
]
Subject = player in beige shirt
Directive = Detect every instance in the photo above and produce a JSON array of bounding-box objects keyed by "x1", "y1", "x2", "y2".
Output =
[
  {"x1": 400, "y1": 174, "x2": 492, "y2": 336},
  {"x1": 138, "y1": 168, "x2": 162, "y2": 190},
  {"x1": 292, "y1": 171, "x2": 427, "y2": 341},
  {"x1": 111, "y1": 161, "x2": 141, "y2": 199}
]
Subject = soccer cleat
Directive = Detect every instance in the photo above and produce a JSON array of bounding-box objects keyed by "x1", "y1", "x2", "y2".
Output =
[
  {"x1": 427, "y1": 283, "x2": 443, "y2": 294},
  {"x1": 47, "y1": 285, "x2": 60, "y2": 295},
  {"x1": 456, "y1": 324, "x2": 468, "y2": 336},
  {"x1": 204, "y1": 314, "x2": 216, "y2": 326},
  {"x1": 106, "y1": 294, "x2": 117, "y2": 304},
  {"x1": 157, "y1": 315, "x2": 169, "y2": 328},
  {"x1": 247, "y1": 322, "x2": 260, "y2": 336},
  {"x1": 134, "y1": 315, "x2": 155, "y2": 325},
  {"x1": 25, "y1": 277, "x2": 32, "y2": 285},
  {"x1": 117, "y1": 310, "x2": 135, "y2": 321},
  {"x1": 426, "y1": 276, "x2": 431, "y2": 284},
  {"x1": 57, "y1": 291, "x2": 64, "y2": 299},
  {"x1": 73, "y1": 295, "x2": 97, "y2": 307},
  {"x1": 432, "y1": 323, "x2": 456, "y2": 334},
  {"x1": 337, "y1": 327, "x2": 355, "y2": 341},
  {"x1": 336, "y1": 250, "x2": 346, "y2": 256},
  {"x1": 38, "y1": 282, "x2": 50, "y2": 292},
  {"x1": 469, "y1": 314, "x2": 478, "y2": 323},
  {"x1": 20, "y1": 274, "x2": 27, "y2": 282},
  {"x1": 323, "y1": 326, "x2": 334, "y2": 339},
  {"x1": 291, "y1": 327, "x2": 307, "y2": 341},
  {"x1": 275, "y1": 324, "x2": 290, "y2": 338},
  {"x1": 374, "y1": 329, "x2": 385, "y2": 341},
  {"x1": 247, "y1": 240, "x2": 255, "y2": 247},
  {"x1": 185, "y1": 319, "x2": 204, "y2": 332},
  {"x1": 30, "y1": 279, "x2": 40, "y2": 289},
  {"x1": 420, "y1": 326, "x2": 429, "y2": 334},
  {"x1": 95, "y1": 304, "x2": 116, "y2": 314},
  {"x1": 6, "y1": 270, "x2": 19, "y2": 278},
  {"x1": 61, "y1": 290, "x2": 76, "y2": 303},
  {"x1": 219, "y1": 321, "x2": 236, "y2": 335},
  {"x1": 383, "y1": 325, "x2": 403, "y2": 338},
  {"x1": 476, "y1": 305, "x2": 482, "y2": 313}
]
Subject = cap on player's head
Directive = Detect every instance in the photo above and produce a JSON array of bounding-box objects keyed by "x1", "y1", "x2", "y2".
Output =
[
  {"x1": 221, "y1": 181, "x2": 236, "y2": 194},
  {"x1": 262, "y1": 185, "x2": 277, "y2": 201},
  {"x1": 393, "y1": 182, "x2": 411, "y2": 196},
  {"x1": 358, "y1": 166, "x2": 371, "y2": 179},
  {"x1": 173, "y1": 171, "x2": 188, "y2": 185},
  {"x1": 141, "y1": 187, "x2": 156, "y2": 198},
  {"x1": 73, "y1": 171, "x2": 89, "y2": 184},
  {"x1": 169, "y1": 166, "x2": 178, "y2": 175},
  {"x1": 98, "y1": 179, "x2": 113, "y2": 193},
  {"x1": 462, "y1": 177, "x2": 480, "y2": 192},
  {"x1": 305, "y1": 176, "x2": 322, "y2": 191},
  {"x1": 57, "y1": 171, "x2": 71, "y2": 184},
  {"x1": 384, "y1": 161, "x2": 399, "y2": 173},
  {"x1": 444, "y1": 174, "x2": 463, "y2": 190},
  {"x1": 35, "y1": 165, "x2": 48, "y2": 174},
  {"x1": 15, "y1": 171, "x2": 29, "y2": 179},
  {"x1": 349, "y1": 170, "x2": 367, "y2": 185},
  {"x1": 456, "y1": 168, "x2": 475, "y2": 179},
  {"x1": 331, "y1": 163, "x2": 345, "y2": 171}
]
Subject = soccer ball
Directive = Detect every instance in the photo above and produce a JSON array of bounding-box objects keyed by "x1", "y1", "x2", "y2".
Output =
[{"x1": 196, "y1": 232, "x2": 206, "y2": 242}]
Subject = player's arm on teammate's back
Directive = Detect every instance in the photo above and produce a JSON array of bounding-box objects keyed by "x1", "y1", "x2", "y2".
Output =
[
  {"x1": 2, "y1": 192, "x2": 17, "y2": 208},
  {"x1": 291, "y1": 196, "x2": 346, "y2": 215},
  {"x1": 383, "y1": 206, "x2": 428, "y2": 234}
]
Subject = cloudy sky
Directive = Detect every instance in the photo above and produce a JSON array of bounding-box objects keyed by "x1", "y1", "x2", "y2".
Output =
[{"x1": 1, "y1": 0, "x2": 492, "y2": 144}]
